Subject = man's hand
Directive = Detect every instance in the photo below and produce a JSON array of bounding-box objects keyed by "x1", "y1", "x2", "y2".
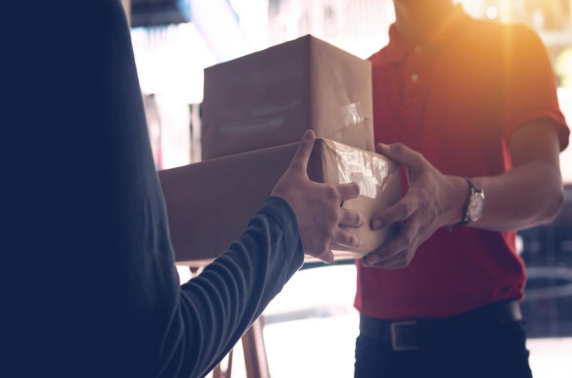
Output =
[
  {"x1": 363, "y1": 143, "x2": 468, "y2": 269},
  {"x1": 272, "y1": 131, "x2": 365, "y2": 263}
]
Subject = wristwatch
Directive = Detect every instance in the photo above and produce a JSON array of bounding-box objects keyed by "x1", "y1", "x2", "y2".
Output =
[{"x1": 458, "y1": 177, "x2": 485, "y2": 226}]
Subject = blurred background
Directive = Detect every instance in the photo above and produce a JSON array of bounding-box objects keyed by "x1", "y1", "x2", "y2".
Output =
[{"x1": 123, "y1": 0, "x2": 572, "y2": 376}]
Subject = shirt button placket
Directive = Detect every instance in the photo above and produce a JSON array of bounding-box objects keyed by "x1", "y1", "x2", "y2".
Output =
[
  {"x1": 410, "y1": 46, "x2": 422, "y2": 83},
  {"x1": 404, "y1": 44, "x2": 427, "y2": 133}
]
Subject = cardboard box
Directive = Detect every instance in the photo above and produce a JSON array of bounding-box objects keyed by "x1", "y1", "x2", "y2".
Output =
[
  {"x1": 201, "y1": 35, "x2": 374, "y2": 160},
  {"x1": 159, "y1": 139, "x2": 401, "y2": 264}
]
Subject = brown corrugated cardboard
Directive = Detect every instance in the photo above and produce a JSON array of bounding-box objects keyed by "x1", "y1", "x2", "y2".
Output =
[
  {"x1": 159, "y1": 139, "x2": 400, "y2": 264},
  {"x1": 201, "y1": 35, "x2": 374, "y2": 160}
]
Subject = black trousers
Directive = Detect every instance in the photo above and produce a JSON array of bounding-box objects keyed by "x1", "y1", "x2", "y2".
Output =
[{"x1": 354, "y1": 319, "x2": 533, "y2": 378}]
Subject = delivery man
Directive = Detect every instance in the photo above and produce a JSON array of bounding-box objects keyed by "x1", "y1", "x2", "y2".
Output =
[
  {"x1": 2, "y1": 1, "x2": 364, "y2": 378},
  {"x1": 355, "y1": 1, "x2": 570, "y2": 377}
]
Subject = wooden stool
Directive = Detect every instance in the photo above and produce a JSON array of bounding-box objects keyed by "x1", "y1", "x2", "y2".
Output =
[{"x1": 212, "y1": 317, "x2": 269, "y2": 378}]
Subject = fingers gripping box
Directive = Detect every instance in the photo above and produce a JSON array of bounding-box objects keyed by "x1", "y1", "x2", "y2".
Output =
[
  {"x1": 159, "y1": 139, "x2": 400, "y2": 264},
  {"x1": 201, "y1": 35, "x2": 374, "y2": 160}
]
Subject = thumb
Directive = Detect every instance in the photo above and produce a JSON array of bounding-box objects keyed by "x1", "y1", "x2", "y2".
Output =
[
  {"x1": 289, "y1": 130, "x2": 316, "y2": 174},
  {"x1": 377, "y1": 142, "x2": 424, "y2": 169}
]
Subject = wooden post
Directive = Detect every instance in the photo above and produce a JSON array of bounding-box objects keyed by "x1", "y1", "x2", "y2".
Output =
[
  {"x1": 121, "y1": 0, "x2": 131, "y2": 26},
  {"x1": 241, "y1": 318, "x2": 270, "y2": 378}
]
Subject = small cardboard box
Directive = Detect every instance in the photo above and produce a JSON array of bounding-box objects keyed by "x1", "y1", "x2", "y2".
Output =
[
  {"x1": 159, "y1": 139, "x2": 401, "y2": 264},
  {"x1": 201, "y1": 35, "x2": 374, "y2": 160}
]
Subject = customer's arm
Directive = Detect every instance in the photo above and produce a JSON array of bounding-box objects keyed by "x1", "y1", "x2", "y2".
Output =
[
  {"x1": 162, "y1": 197, "x2": 304, "y2": 378},
  {"x1": 157, "y1": 131, "x2": 363, "y2": 378}
]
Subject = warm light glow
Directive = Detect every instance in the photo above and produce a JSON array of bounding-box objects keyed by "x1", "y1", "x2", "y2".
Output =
[{"x1": 486, "y1": 6, "x2": 498, "y2": 20}]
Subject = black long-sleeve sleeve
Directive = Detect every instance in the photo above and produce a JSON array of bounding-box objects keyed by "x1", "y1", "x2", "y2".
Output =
[
  {"x1": 2, "y1": 1, "x2": 304, "y2": 377},
  {"x1": 163, "y1": 198, "x2": 304, "y2": 378}
]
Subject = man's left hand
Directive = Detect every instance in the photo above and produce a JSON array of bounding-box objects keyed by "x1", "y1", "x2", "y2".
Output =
[{"x1": 363, "y1": 143, "x2": 468, "y2": 268}]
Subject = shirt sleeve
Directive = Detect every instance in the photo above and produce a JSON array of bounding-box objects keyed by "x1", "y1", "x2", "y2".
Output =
[
  {"x1": 158, "y1": 197, "x2": 304, "y2": 378},
  {"x1": 78, "y1": 2, "x2": 306, "y2": 377},
  {"x1": 499, "y1": 24, "x2": 570, "y2": 151},
  {"x1": 2, "y1": 1, "x2": 304, "y2": 377}
]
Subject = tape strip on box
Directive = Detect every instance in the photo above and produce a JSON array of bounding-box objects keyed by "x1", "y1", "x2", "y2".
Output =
[{"x1": 325, "y1": 140, "x2": 398, "y2": 201}]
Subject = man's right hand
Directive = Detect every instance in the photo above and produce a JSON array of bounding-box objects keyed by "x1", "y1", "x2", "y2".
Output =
[{"x1": 271, "y1": 130, "x2": 364, "y2": 263}]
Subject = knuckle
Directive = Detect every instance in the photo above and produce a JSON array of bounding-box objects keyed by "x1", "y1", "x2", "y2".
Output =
[
  {"x1": 336, "y1": 209, "x2": 343, "y2": 221},
  {"x1": 392, "y1": 143, "x2": 405, "y2": 154},
  {"x1": 426, "y1": 211, "x2": 437, "y2": 225},
  {"x1": 398, "y1": 203, "x2": 410, "y2": 218},
  {"x1": 324, "y1": 228, "x2": 335, "y2": 240},
  {"x1": 325, "y1": 185, "x2": 339, "y2": 201},
  {"x1": 402, "y1": 234, "x2": 414, "y2": 246},
  {"x1": 319, "y1": 247, "x2": 331, "y2": 258},
  {"x1": 352, "y1": 182, "x2": 360, "y2": 196},
  {"x1": 331, "y1": 211, "x2": 342, "y2": 225},
  {"x1": 415, "y1": 187, "x2": 429, "y2": 200},
  {"x1": 322, "y1": 213, "x2": 336, "y2": 230},
  {"x1": 413, "y1": 155, "x2": 425, "y2": 168}
]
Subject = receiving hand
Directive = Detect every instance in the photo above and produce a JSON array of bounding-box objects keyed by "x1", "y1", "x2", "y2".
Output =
[
  {"x1": 363, "y1": 143, "x2": 468, "y2": 268},
  {"x1": 272, "y1": 131, "x2": 365, "y2": 263}
]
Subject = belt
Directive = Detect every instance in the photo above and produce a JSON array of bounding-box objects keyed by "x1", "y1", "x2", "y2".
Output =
[{"x1": 359, "y1": 300, "x2": 522, "y2": 352}]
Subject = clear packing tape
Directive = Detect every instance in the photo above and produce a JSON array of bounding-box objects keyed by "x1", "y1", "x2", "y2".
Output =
[
  {"x1": 325, "y1": 140, "x2": 396, "y2": 201},
  {"x1": 341, "y1": 103, "x2": 366, "y2": 128}
]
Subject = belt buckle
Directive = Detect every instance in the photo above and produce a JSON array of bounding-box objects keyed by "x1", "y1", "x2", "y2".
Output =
[{"x1": 390, "y1": 321, "x2": 419, "y2": 351}]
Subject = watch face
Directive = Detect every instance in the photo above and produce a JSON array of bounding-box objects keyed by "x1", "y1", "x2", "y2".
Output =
[{"x1": 468, "y1": 193, "x2": 485, "y2": 221}]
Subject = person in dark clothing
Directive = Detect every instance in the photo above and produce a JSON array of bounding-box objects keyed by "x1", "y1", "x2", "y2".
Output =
[{"x1": 1, "y1": 1, "x2": 364, "y2": 377}]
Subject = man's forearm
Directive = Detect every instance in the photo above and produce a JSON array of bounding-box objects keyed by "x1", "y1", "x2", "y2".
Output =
[
  {"x1": 464, "y1": 161, "x2": 563, "y2": 231},
  {"x1": 159, "y1": 197, "x2": 304, "y2": 378},
  {"x1": 363, "y1": 123, "x2": 565, "y2": 267}
]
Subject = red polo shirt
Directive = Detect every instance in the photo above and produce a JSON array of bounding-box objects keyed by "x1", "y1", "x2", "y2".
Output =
[{"x1": 355, "y1": 6, "x2": 570, "y2": 320}]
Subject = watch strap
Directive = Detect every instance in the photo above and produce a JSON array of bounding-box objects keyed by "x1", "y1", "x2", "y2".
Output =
[{"x1": 457, "y1": 177, "x2": 482, "y2": 226}]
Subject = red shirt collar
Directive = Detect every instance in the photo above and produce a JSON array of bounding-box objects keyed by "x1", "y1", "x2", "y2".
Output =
[{"x1": 383, "y1": 4, "x2": 469, "y2": 63}]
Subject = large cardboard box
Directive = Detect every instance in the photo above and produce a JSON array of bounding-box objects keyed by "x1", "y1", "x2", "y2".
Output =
[
  {"x1": 159, "y1": 139, "x2": 401, "y2": 264},
  {"x1": 201, "y1": 35, "x2": 374, "y2": 160}
]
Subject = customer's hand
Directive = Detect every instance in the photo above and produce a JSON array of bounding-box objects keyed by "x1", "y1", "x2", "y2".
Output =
[
  {"x1": 363, "y1": 143, "x2": 468, "y2": 268},
  {"x1": 272, "y1": 131, "x2": 365, "y2": 263}
]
